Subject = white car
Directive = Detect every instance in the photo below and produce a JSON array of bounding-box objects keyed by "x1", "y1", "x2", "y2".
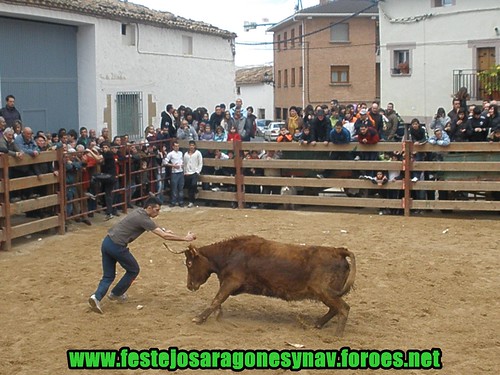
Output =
[
  {"x1": 256, "y1": 119, "x2": 271, "y2": 137},
  {"x1": 263, "y1": 122, "x2": 285, "y2": 142}
]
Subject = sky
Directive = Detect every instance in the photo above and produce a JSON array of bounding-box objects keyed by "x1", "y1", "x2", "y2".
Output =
[{"x1": 132, "y1": 0, "x2": 319, "y2": 67}]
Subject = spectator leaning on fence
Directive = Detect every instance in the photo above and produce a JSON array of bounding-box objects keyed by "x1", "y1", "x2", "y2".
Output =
[
  {"x1": 330, "y1": 120, "x2": 351, "y2": 160},
  {"x1": 428, "y1": 128, "x2": 450, "y2": 146},
  {"x1": 310, "y1": 109, "x2": 330, "y2": 146},
  {"x1": 357, "y1": 123, "x2": 380, "y2": 177},
  {"x1": 466, "y1": 107, "x2": 490, "y2": 142},
  {"x1": 276, "y1": 126, "x2": 292, "y2": 142}
]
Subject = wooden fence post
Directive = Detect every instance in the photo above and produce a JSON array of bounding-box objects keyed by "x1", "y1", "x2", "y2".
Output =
[
  {"x1": 233, "y1": 141, "x2": 245, "y2": 209},
  {"x1": 403, "y1": 140, "x2": 413, "y2": 217},
  {"x1": 57, "y1": 147, "x2": 66, "y2": 235},
  {"x1": 1, "y1": 154, "x2": 12, "y2": 250}
]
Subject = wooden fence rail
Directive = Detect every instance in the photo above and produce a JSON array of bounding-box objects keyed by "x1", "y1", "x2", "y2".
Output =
[
  {"x1": 0, "y1": 140, "x2": 498, "y2": 250},
  {"x1": 0, "y1": 150, "x2": 65, "y2": 250},
  {"x1": 182, "y1": 140, "x2": 500, "y2": 216}
]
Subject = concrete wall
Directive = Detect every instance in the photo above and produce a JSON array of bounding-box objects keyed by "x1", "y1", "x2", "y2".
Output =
[
  {"x1": 0, "y1": 2, "x2": 236, "y2": 137},
  {"x1": 237, "y1": 84, "x2": 274, "y2": 120},
  {"x1": 379, "y1": 0, "x2": 500, "y2": 124}
]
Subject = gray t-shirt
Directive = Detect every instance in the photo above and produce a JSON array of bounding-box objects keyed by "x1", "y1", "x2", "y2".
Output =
[{"x1": 108, "y1": 208, "x2": 158, "y2": 247}]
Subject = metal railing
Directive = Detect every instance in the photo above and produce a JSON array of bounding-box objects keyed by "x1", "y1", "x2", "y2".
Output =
[{"x1": 451, "y1": 69, "x2": 498, "y2": 101}]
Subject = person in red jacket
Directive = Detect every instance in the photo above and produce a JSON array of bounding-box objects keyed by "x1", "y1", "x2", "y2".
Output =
[
  {"x1": 357, "y1": 123, "x2": 380, "y2": 177},
  {"x1": 226, "y1": 125, "x2": 241, "y2": 142}
]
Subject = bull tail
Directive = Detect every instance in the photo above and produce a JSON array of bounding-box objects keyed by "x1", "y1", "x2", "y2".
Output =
[{"x1": 337, "y1": 250, "x2": 356, "y2": 296}]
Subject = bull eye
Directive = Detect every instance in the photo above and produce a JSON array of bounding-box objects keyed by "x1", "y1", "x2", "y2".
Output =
[{"x1": 187, "y1": 261, "x2": 192, "y2": 268}]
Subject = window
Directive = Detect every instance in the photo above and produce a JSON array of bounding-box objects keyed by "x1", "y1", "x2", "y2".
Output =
[
  {"x1": 433, "y1": 0, "x2": 455, "y2": 7},
  {"x1": 277, "y1": 70, "x2": 282, "y2": 87},
  {"x1": 393, "y1": 49, "x2": 411, "y2": 75},
  {"x1": 299, "y1": 66, "x2": 303, "y2": 86},
  {"x1": 330, "y1": 23, "x2": 349, "y2": 43},
  {"x1": 116, "y1": 92, "x2": 143, "y2": 141},
  {"x1": 282, "y1": 108, "x2": 288, "y2": 121},
  {"x1": 331, "y1": 65, "x2": 349, "y2": 84},
  {"x1": 284, "y1": 31, "x2": 288, "y2": 49},
  {"x1": 121, "y1": 24, "x2": 136, "y2": 46},
  {"x1": 299, "y1": 25, "x2": 303, "y2": 45},
  {"x1": 182, "y1": 35, "x2": 193, "y2": 55},
  {"x1": 284, "y1": 69, "x2": 288, "y2": 87},
  {"x1": 291, "y1": 68, "x2": 296, "y2": 87},
  {"x1": 275, "y1": 107, "x2": 282, "y2": 120},
  {"x1": 291, "y1": 29, "x2": 295, "y2": 48},
  {"x1": 277, "y1": 34, "x2": 281, "y2": 51}
]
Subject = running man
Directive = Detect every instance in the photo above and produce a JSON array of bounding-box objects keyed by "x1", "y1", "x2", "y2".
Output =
[{"x1": 88, "y1": 196, "x2": 196, "y2": 313}]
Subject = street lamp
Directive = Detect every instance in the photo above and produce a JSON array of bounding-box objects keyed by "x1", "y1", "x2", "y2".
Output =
[
  {"x1": 263, "y1": 71, "x2": 274, "y2": 87},
  {"x1": 243, "y1": 21, "x2": 276, "y2": 32}
]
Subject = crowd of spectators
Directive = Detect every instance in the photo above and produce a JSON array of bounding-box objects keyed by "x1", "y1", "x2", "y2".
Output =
[{"x1": 1, "y1": 92, "x2": 498, "y2": 221}]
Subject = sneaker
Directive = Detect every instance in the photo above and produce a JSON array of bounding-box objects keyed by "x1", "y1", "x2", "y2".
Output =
[
  {"x1": 104, "y1": 214, "x2": 114, "y2": 221},
  {"x1": 211, "y1": 187, "x2": 221, "y2": 192},
  {"x1": 10, "y1": 197, "x2": 22, "y2": 203},
  {"x1": 187, "y1": 202, "x2": 194, "y2": 208},
  {"x1": 316, "y1": 174, "x2": 324, "y2": 179},
  {"x1": 108, "y1": 292, "x2": 128, "y2": 303},
  {"x1": 88, "y1": 294, "x2": 103, "y2": 314},
  {"x1": 411, "y1": 177, "x2": 418, "y2": 183},
  {"x1": 354, "y1": 156, "x2": 360, "y2": 161},
  {"x1": 85, "y1": 192, "x2": 96, "y2": 200}
]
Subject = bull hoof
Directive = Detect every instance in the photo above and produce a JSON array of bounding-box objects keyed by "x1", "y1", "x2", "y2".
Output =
[{"x1": 192, "y1": 316, "x2": 206, "y2": 324}]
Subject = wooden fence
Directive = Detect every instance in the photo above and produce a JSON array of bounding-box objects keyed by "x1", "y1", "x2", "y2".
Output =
[
  {"x1": 0, "y1": 150, "x2": 65, "y2": 250},
  {"x1": 185, "y1": 140, "x2": 500, "y2": 215},
  {"x1": 0, "y1": 140, "x2": 498, "y2": 250}
]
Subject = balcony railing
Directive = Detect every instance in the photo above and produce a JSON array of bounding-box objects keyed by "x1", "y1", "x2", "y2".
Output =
[{"x1": 452, "y1": 69, "x2": 494, "y2": 101}]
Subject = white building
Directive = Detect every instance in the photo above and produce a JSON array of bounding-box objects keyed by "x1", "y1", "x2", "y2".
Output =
[
  {"x1": 0, "y1": 0, "x2": 236, "y2": 139},
  {"x1": 378, "y1": 0, "x2": 500, "y2": 124},
  {"x1": 235, "y1": 65, "x2": 274, "y2": 120}
]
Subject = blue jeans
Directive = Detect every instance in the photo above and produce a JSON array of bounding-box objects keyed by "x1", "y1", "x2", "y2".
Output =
[
  {"x1": 170, "y1": 172, "x2": 184, "y2": 205},
  {"x1": 93, "y1": 236, "x2": 140, "y2": 301}
]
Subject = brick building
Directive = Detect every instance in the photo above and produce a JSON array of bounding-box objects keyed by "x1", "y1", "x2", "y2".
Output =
[{"x1": 269, "y1": 0, "x2": 379, "y2": 120}]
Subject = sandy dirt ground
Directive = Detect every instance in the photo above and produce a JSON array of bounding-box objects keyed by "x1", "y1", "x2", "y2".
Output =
[{"x1": 0, "y1": 206, "x2": 499, "y2": 375}]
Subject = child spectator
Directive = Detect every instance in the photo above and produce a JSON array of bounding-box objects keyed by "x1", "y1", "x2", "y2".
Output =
[
  {"x1": 276, "y1": 126, "x2": 292, "y2": 142},
  {"x1": 292, "y1": 128, "x2": 302, "y2": 142},
  {"x1": 199, "y1": 123, "x2": 214, "y2": 141},
  {"x1": 299, "y1": 125, "x2": 315, "y2": 145},
  {"x1": 214, "y1": 125, "x2": 227, "y2": 142},
  {"x1": 227, "y1": 125, "x2": 241, "y2": 142}
]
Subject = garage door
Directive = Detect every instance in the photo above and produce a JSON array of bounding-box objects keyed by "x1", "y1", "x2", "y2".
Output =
[{"x1": 0, "y1": 17, "x2": 78, "y2": 135}]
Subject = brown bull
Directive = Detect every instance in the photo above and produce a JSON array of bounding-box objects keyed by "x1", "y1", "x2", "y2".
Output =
[{"x1": 167, "y1": 235, "x2": 356, "y2": 336}]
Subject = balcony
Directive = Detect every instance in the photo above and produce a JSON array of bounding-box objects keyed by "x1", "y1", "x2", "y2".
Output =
[{"x1": 452, "y1": 69, "x2": 496, "y2": 101}]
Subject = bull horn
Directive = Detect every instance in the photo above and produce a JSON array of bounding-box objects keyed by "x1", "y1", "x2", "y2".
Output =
[{"x1": 163, "y1": 243, "x2": 185, "y2": 254}]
